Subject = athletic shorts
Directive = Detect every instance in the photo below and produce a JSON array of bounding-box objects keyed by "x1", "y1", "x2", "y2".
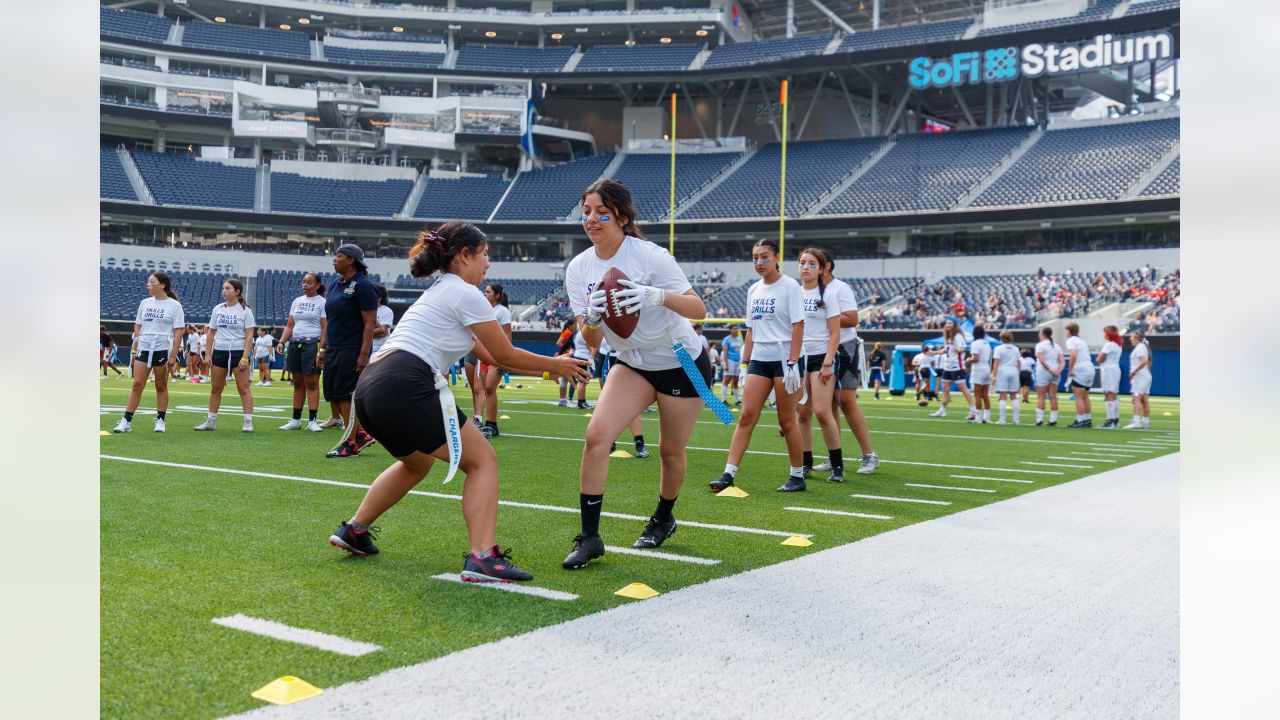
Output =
[
  {"x1": 1130, "y1": 372, "x2": 1152, "y2": 396},
  {"x1": 210, "y1": 349, "x2": 245, "y2": 370},
  {"x1": 323, "y1": 347, "x2": 361, "y2": 402},
  {"x1": 617, "y1": 350, "x2": 712, "y2": 398},
  {"x1": 834, "y1": 339, "x2": 860, "y2": 389},
  {"x1": 870, "y1": 367, "x2": 886, "y2": 383},
  {"x1": 1071, "y1": 367, "x2": 1096, "y2": 389},
  {"x1": 1100, "y1": 366, "x2": 1121, "y2": 394},
  {"x1": 747, "y1": 359, "x2": 785, "y2": 379},
  {"x1": 1019, "y1": 370, "x2": 1033, "y2": 387},
  {"x1": 724, "y1": 359, "x2": 741, "y2": 378},
  {"x1": 918, "y1": 367, "x2": 933, "y2": 381},
  {"x1": 970, "y1": 366, "x2": 992, "y2": 386},
  {"x1": 994, "y1": 369, "x2": 1021, "y2": 394},
  {"x1": 134, "y1": 349, "x2": 170, "y2": 368},
  {"x1": 939, "y1": 369, "x2": 966, "y2": 382},
  {"x1": 1034, "y1": 368, "x2": 1058, "y2": 388},
  {"x1": 803, "y1": 354, "x2": 830, "y2": 376},
  {"x1": 463, "y1": 353, "x2": 479, "y2": 366},
  {"x1": 285, "y1": 339, "x2": 321, "y2": 376},
  {"x1": 355, "y1": 350, "x2": 467, "y2": 458}
]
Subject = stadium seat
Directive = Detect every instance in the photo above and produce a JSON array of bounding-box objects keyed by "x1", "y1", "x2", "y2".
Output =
[
  {"x1": 270, "y1": 173, "x2": 414, "y2": 217},
  {"x1": 100, "y1": 147, "x2": 138, "y2": 202},
  {"x1": 414, "y1": 176, "x2": 511, "y2": 221},
  {"x1": 454, "y1": 44, "x2": 574, "y2": 73},
  {"x1": 130, "y1": 150, "x2": 255, "y2": 210},
  {"x1": 493, "y1": 154, "x2": 615, "y2": 221},
  {"x1": 181, "y1": 21, "x2": 311, "y2": 60},
  {"x1": 100, "y1": 8, "x2": 172, "y2": 43},
  {"x1": 575, "y1": 44, "x2": 701, "y2": 72}
]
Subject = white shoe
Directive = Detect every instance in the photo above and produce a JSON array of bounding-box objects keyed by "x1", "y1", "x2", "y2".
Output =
[
  {"x1": 153, "y1": 418, "x2": 165, "y2": 433},
  {"x1": 263, "y1": 380, "x2": 272, "y2": 386},
  {"x1": 856, "y1": 452, "x2": 880, "y2": 475},
  {"x1": 992, "y1": 420, "x2": 1007, "y2": 425},
  {"x1": 318, "y1": 417, "x2": 344, "y2": 429},
  {"x1": 306, "y1": 420, "x2": 323, "y2": 432},
  {"x1": 557, "y1": 399, "x2": 568, "y2": 407},
  {"x1": 279, "y1": 419, "x2": 302, "y2": 430},
  {"x1": 813, "y1": 461, "x2": 833, "y2": 472},
  {"x1": 1122, "y1": 420, "x2": 1142, "y2": 429},
  {"x1": 194, "y1": 418, "x2": 216, "y2": 431},
  {"x1": 242, "y1": 419, "x2": 254, "y2": 433},
  {"x1": 929, "y1": 408, "x2": 947, "y2": 417},
  {"x1": 112, "y1": 419, "x2": 132, "y2": 433},
  {"x1": 255, "y1": 381, "x2": 263, "y2": 386},
  {"x1": 100, "y1": 375, "x2": 107, "y2": 381}
]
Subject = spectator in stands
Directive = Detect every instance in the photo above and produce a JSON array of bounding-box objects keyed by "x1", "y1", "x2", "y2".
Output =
[
  {"x1": 100, "y1": 325, "x2": 124, "y2": 379},
  {"x1": 323, "y1": 244, "x2": 379, "y2": 458},
  {"x1": 111, "y1": 272, "x2": 185, "y2": 434},
  {"x1": 1033, "y1": 326, "x2": 1063, "y2": 426},
  {"x1": 479, "y1": 283, "x2": 511, "y2": 438},
  {"x1": 277, "y1": 272, "x2": 327, "y2": 432},
  {"x1": 195, "y1": 279, "x2": 256, "y2": 432},
  {"x1": 253, "y1": 327, "x2": 276, "y2": 386}
]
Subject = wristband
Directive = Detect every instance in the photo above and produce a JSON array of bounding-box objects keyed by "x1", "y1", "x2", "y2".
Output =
[
  {"x1": 584, "y1": 322, "x2": 601, "y2": 330},
  {"x1": 317, "y1": 348, "x2": 326, "y2": 353}
]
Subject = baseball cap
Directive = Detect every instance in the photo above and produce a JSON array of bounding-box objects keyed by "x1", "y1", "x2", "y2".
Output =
[{"x1": 335, "y1": 243, "x2": 367, "y2": 268}]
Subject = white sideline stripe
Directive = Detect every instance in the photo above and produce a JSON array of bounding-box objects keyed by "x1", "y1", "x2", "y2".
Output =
[
  {"x1": 1049, "y1": 455, "x2": 1113, "y2": 463},
  {"x1": 99, "y1": 455, "x2": 810, "y2": 539},
  {"x1": 950, "y1": 474, "x2": 1033, "y2": 484},
  {"x1": 784, "y1": 506, "x2": 894, "y2": 520},
  {"x1": 905, "y1": 483, "x2": 996, "y2": 494},
  {"x1": 429, "y1": 574, "x2": 578, "y2": 601},
  {"x1": 1091, "y1": 447, "x2": 1146, "y2": 454},
  {"x1": 211, "y1": 614, "x2": 381, "y2": 656},
  {"x1": 1126, "y1": 442, "x2": 1177, "y2": 448},
  {"x1": 851, "y1": 493, "x2": 951, "y2": 506},
  {"x1": 603, "y1": 545, "x2": 721, "y2": 565},
  {"x1": 1021, "y1": 461, "x2": 1093, "y2": 469},
  {"x1": 1069, "y1": 452, "x2": 1132, "y2": 458}
]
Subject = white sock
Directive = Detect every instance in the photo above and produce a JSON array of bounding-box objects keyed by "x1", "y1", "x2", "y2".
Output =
[
  {"x1": 734, "y1": 388, "x2": 741, "y2": 401},
  {"x1": 1106, "y1": 400, "x2": 1117, "y2": 420},
  {"x1": 982, "y1": 409, "x2": 991, "y2": 422},
  {"x1": 1012, "y1": 404, "x2": 1021, "y2": 423},
  {"x1": 998, "y1": 400, "x2": 1007, "y2": 422},
  {"x1": 1142, "y1": 416, "x2": 1150, "y2": 427},
  {"x1": 724, "y1": 463, "x2": 738, "y2": 477},
  {"x1": 1036, "y1": 409, "x2": 1044, "y2": 423},
  {"x1": 1050, "y1": 410, "x2": 1059, "y2": 423},
  {"x1": 244, "y1": 413, "x2": 253, "y2": 422},
  {"x1": 721, "y1": 385, "x2": 727, "y2": 400},
  {"x1": 789, "y1": 465, "x2": 804, "y2": 478},
  {"x1": 208, "y1": 412, "x2": 217, "y2": 421}
]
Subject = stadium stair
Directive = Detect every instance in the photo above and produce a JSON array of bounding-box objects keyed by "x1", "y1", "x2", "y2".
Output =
[
  {"x1": 1111, "y1": 1, "x2": 1134, "y2": 19},
  {"x1": 400, "y1": 171, "x2": 429, "y2": 218},
  {"x1": 168, "y1": 20, "x2": 182, "y2": 45},
  {"x1": 952, "y1": 127, "x2": 1044, "y2": 209},
  {"x1": 562, "y1": 50, "x2": 584, "y2": 72},
  {"x1": 805, "y1": 138, "x2": 896, "y2": 215},
  {"x1": 117, "y1": 147, "x2": 155, "y2": 204},
  {"x1": 255, "y1": 162, "x2": 270, "y2": 213},
  {"x1": 486, "y1": 177, "x2": 519, "y2": 223},
  {"x1": 1124, "y1": 144, "x2": 1180, "y2": 199},
  {"x1": 670, "y1": 147, "x2": 758, "y2": 219}
]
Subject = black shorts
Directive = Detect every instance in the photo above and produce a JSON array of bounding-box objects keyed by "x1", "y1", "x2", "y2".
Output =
[
  {"x1": 939, "y1": 369, "x2": 967, "y2": 382},
  {"x1": 835, "y1": 339, "x2": 860, "y2": 389},
  {"x1": 285, "y1": 339, "x2": 321, "y2": 376},
  {"x1": 323, "y1": 346, "x2": 361, "y2": 402},
  {"x1": 210, "y1": 349, "x2": 245, "y2": 370},
  {"x1": 355, "y1": 350, "x2": 467, "y2": 458},
  {"x1": 918, "y1": 367, "x2": 934, "y2": 380},
  {"x1": 747, "y1": 359, "x2": 785, "y2": 379},
  {"x1": 595, "y1": 353, "x2": 618, "y2": 379},
  {"x1": 802, "y1": 354, "x2": 830, "y2": 376},
  {"x1": 1070, "y1": 379, "x2": 1092, "y2": 390},
  {"x1": 134, "y1": 349, "x2": 170, "y2": 368},
  {"x1": 1019, "y1": 370, "x2": 1033, "y2": 387},
  {"x1": 617, "y1": 349, "x2": 713, "y2": 398},
  {"x1": 870, "y1": 367, "x2": 886, "y2": 383}
]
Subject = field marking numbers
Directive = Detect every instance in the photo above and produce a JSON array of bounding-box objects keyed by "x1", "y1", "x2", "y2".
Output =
[
  {"x1": 783, "y1": 506, "x2": 894, "y2": 520},
  {"x1": 850, "y1": 493, "x2": 951, "y2": 506},
  {"x1": 211, "y1": 614, "x2": 381, "y2": 656},
  {"x1": 905, "y1": 483, "x2": 996, "y2": 494}
]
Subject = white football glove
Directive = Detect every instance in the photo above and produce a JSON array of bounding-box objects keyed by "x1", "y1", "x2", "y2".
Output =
[
  {"x1": 737, "y1": 364, "x2": 748, "y2": 383},
  {"x1": 585, "y1": 288, "x2": 608, "y2": 326},
  {"x1": 783, "y1": 360, "x2": 802, "y2": 394},
  {"x1": 614, "y1": 279, "x2": 664, "y2": 315}
]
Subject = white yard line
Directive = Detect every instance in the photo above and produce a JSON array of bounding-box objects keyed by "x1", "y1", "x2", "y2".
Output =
[
  {"x1": 783, "y1": 506, "x2": 894, "y2": 520},
  {"x1": 100, "y1": 455, "x2": 810, "y2": 539},
  {"x1": 211, "y1": 614, "x2": 381, "y2": 656},
  {"x1": 1021, "y1": 461, "x2": 1093, "y2": 469},
  {"x1": 1048, "y1": 455, "x2": 1113, "y2": 463},
  {"x1": 850, "y1": 493, "x2": 951, "y2": 506},
  {"x1": 905, "y1": 483, "x2": 996, "y2": 494},
  {"x1": 602, "y1": 546, "x2": 721, "y2": 566},
  {"x1": 1091, "y1": 447, "x2": 1147, "y2": 454},
  {"x1": 429, "y1": 574, "x2": 579, "y2": 601},
  {"x1": 950, "y1": 475, "x2": 1033, "y2": 484}
]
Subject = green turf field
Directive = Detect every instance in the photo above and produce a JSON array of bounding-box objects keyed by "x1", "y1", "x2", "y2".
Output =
[{"x1": 100, "y1": 374, "x2": 1180, "y2": 718}]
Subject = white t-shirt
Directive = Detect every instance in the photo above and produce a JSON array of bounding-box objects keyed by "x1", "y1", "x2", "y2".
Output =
[
  {"x1": 186, "y1": 331, "x2": 200, "y2": 353},
  {"x1": 493, "y1": 304, "x2": 513, "y2": 327},
  {"x1": 288, "y1": 294, "x2": 326, "y2": 339},
  {"x1": 565, "y1": 236, "x2": 698, "y2": 371},
  {"x1": 970, "y1": 338, "x2": 992, "y2": 370},
  {"x1": 1099, "y1": 341, "x2": 1123, "y2": 369},
  {"x1": 1130, "y1": 341, "x2": 1151, "y2": 377},
  {"x1": 911, "y1": 353, "x2": 925, "y2": 371},
  {"x1": 254, "y1": 334, "x2": 274, "y2": 359},
  {"x1": 598, "y1": 337, "x2": 613, "y2": 356},
  {"x1": 134, "y1": 297, "x2": 185, "y2": 353},
  {"x1": 939, "y1": 334, "x2": 966, "y2": 372},
  {"x1": 1019, "y1": 356, "x2": 1034, "y2": 373},
  {"x1": 992, "y1": 343, "x2": 1021, "y2": 373},
  {"x1": 709, "y1": 345, "x2": 720, "y2": 365},
  {"x1": 378, "y1": 272, "x2": 497, "y2": 373},
  {"x1": 572, "y1": 331, "x2": 592, "y2": 360},
  {"x1": 826, "y1": 278, "x2": 859, "y2": 344},
  {"x1": 745, "y1": 274, "x2": 803, "y2": 362},
  {"x1": 197, "y1": 333, "x2": 207, "y2": 352},
  {"x1": 801, "y1": 285, "x2": 841, "y2": 356},
  {"x1": 1035, "y1": 339, "x2": 1063, "y2": 375},
  {"x1": 209, "y1": 303, "x2": 256, "y2": 351},
  {"x1": 371, "y1": 304, "x2": 395, "y2": 354}
]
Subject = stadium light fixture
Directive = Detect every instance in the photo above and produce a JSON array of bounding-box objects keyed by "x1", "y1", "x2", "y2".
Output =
[
  {"x1": 298, "y1": 18, "x2": 310, "y2": 25},
  {"x1": 1040, "y1": 221, "x2": 1052, "y2": 228},
  {"x1": 214, "y1": 16, "x2": 226, "y2": 23},
  {"x1": 696, "y1": 29, "x2": 709, "y2": 37},
  {"x1": 280, "y1": 24, "x2": 291, "y2": 30},
  {"x1": 551, "y1": 33, "x2": 563, "y2": 40},
  {"x1": 392, "y1": 26, "x2": 404, "y2": 33},
  {"x1": 485, "y1": 30, "x2": 497, "y2": 37},
  {"x1": 624, "y1": 39, "x2": 636, "y2": 46},
  {"x1": 660, "y1": 37, "x2": 672, "y2": 44}
]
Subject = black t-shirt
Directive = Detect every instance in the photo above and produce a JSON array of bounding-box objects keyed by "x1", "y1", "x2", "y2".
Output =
[
  {"x1": 869, "y1": 350, "x2": 887, "y2": 368},
  {"x1": 324, "y1": 272, "x2": 379, "y2": 350},
  {"x1": 101, "y1": 332, "x2": 113, "y2": 348}
]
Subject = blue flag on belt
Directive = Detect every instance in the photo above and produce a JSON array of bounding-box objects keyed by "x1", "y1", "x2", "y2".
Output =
[{"x1": 673, "y1": 342, "x2": 734, "y2": 424}]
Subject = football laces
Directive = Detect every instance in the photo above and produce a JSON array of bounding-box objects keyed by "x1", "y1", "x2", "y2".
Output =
[{"x1": 609, "y1": 291, "x2": 625, "y2": 318}]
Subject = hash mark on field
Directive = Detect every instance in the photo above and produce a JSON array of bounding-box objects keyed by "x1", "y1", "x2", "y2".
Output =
[
  {"x1": 851, "y1": 493, "x2": 951, "y2": 506},
  {"x1": 1048, "y1": 455, "x2": 1113, "y2": 463},
  {"x1": 1021, "y1": 461, "x2": 1092, "y2": 469},
  {"x1": 784, "y1": 506, "x2": 894, "y2": 520},
  {"x1": 211, "y1": 614, "x2": 381, "y2": 656},
  {"x1": 905, "y1": 483, "x2": 996, "y2": 494},
  {"x1": 603, "y1": 546, "x2": 721, "y2": 565},
  {"x1": 950, "y1": 474, "x2": 1033, "y2": 484},
  {"x1": 1090, "y1": 447, "x2": 1145, "y2": 454},
  {"x1": 430, "y1": 574, "x2": 578, "y2": 601}
]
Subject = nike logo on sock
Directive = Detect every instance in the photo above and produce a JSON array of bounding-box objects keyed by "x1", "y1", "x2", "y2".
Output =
[{"x1": 587, "y1": 500, "x2": 601, "y2": 506}]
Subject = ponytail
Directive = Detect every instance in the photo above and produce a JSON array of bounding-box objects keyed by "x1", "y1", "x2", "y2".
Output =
[
  {"x1": 409, "y1": 221, "x2": 487, "y2": 278},
  {"x1": 305, "y1": 272, "x2": 326, "y2": 297},
  {"x1": 153, "y1": 271, "x2": 179, "y2": 301},
  {"x1": 226, "y1": 278, "x2": 249, "y2": 309}
]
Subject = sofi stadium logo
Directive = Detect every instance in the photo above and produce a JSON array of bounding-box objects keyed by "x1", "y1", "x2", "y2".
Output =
[{"x1": 908, "y1": 31, "x2": 1175, "y2": 90}]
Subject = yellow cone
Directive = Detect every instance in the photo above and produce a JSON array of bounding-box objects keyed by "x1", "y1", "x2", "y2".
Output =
[
  {"x1": 251, "y1": 676, "x2": 323, "y2": 705},
  {"x1": 614, "y1": 582, "x2": 660, "y2": 600},
  {"x1": 100, "y1": 430, "x2": 111, "y2": 436},
  {"x1": 781, "y1": 536, "x2": 813, "y2": 547},
  {"x1": 1162, "y1": 411, "x2": 1172, "y2": 416},
  {"x1": 609, "y1": 449, "x2": 633, "y2": 458},
  {"x1": 499, "y1": 415, "x2": 512, "y2": 420},
  {"x1": 716, "y1": 486, "x2": 749, "y2": 498},
  {"x1": 584, "y1": 412, "x2": 592, "y2": 417}
]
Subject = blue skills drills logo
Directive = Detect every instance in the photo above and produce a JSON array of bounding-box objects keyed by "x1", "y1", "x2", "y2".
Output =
[{"x1": 983, "y1": 47, "x2": 1019, "y2": 82}]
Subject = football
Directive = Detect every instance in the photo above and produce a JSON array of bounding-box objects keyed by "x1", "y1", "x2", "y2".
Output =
[{"x1": 598, "y1": 266, "x2": 639, "y2": 339}]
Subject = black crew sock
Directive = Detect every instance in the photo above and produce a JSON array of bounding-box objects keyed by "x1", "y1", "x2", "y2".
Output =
[
  {"x1": 486, "y1": 421, "x2": 498, "y2": 430},
  {"x1": 580, "y1": 493, "x2": 603, "y2": 537},
  {"x1": 633, "y1": 434, "x2": 645, "y2": 449},
  {"x1": 802, "y1": 450, "x2": 814, "y2": 468},
  {"x1": 124, "y1": 411, "x2": 135, "y2": 422},
  {"x1": 654, "y1": 495, "x2": 678, "y2": 523},
  {"x1": 309, "y1": 410, "x2": 318, "y2": 421},
  {"x1": 829, "y1": 448, "x2": 843, "y2": 472},
  {"x1": 156, "y1": 411, "x2": 166, "y2": 420},
  {"x1": 292, "y1": 408, "x2": 303, "y2": 420}
]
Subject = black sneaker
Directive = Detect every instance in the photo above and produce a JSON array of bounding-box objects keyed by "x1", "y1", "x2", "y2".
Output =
[
  {"x1": 576, "y1": 400, "x2": 592, "y2": 410},
  {"x1": 1048, "y1": 420, "x2": 1057, "y2": 427},
  {"x1": 777, "y1": 476, "x2": 807, "y2": 492},
  {"x1": 708, "y1": 473, "x2": 734, "y2": 491},
  {"x1": 1067, "y1": 420, "x2": 1086, "y2": 428},
  {"x1": 827, "y1": 468, "x2": 845, "y2": 483},
  {"x1": 326, "y1": 439, "x2": 359, "y2": 458},
  {"x1": 635, "y1": 445, "x2": 650, "y2": 459},
  {"x1": 632, "y1": 516, "x2": 676, "y2": 549},
  {"x1": 1035, "y1": 420, "x2": 1044, "y2": 427},
  {"x1": 329, "y1": 521, "x2": 379, "y2": 556},
  {"x1": 461, "y1": 546, "x2": 533, "y2": 583},
  {"x1": 562, "y1": 533, "x2": 605, "y2": 569},
  {"x1": 472, "y1": 416, "x2": 484, "y2": 430},
  {"x1": 480, "y1": 425, "x2": 497, "y2": 439},
  {"x1": 1080, "y1": 418, "x2": 1093, "y2": 428},
  {"x1": 354, "y1": 430, "x2": 377, "y2": 451},
  {"x1": 801, "y1": 466, "x2": 814, "y2": 479}
]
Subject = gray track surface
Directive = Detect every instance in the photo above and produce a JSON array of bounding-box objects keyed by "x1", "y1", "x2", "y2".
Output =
[{"x1": 230, "y1": 454, "x2": 1178, "y2": 720}]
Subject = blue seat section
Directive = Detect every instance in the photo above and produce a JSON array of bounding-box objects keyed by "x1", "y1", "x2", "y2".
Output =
[
  {"x1": 703, "y1": 34, "x2": 833, "y2": 69},
  {"x1": 392, "y1": 276, "x2": 558, "y2": 306},
  {"x1": 182, "y1": 21, "x2": 311, "y2": 59},
  {"x1": 100, "y1": 8, "x2": 172, "y2": 43},
  {"x1": 1140, "y1": 157, "x2": 1179, "y2": 196},
  {"x1": 130, "y1": 151, "x2": 255, "y2": 209},
  {"x1": 972, "y1": 118, "x2": 1179, "y2": 207},
  {"x1": 575, "y1": 44, "x2": 701, "y2": 72},
  {"x1": 414, "y1": 176, "x2": 511, "y2": 221},
  {"x1": 454, "y1": 44, "x2": 574, "y2": 73},
  {"x1": 611, "y1": 153, "x2": 743, "y2": 221},
  {"x1": 493, "y1": 154, "x2": 614, "y2": 221},
  {"x1": 819, "y1": 128, "x2": 1032, "y2": 215},
  {"x1": 682, "y1": 138, "x2": 882, "y2": 219},
  {"x1": 270, "y1": 173, "x2": 413, "y2": 217},
  {"x1": 100, "y1": 147, "x2": 138, "y2": 202},
  {"x1": 837, "y1": 20, "x2": 972, "y2": 52},
  {"x1": 323, "y1": 45, "x2": 444, "y2": 68},
  {"x1": 100, "y1": 268, "x2": 229, "y2": 322},
  {"x1": 1126, "y1": 0, "x2": 1180, "y2": 16},
  {"x1": 256, "y1": 270, "x2": 383, "y2": 326},
  {"x1": 977, "y1": 0, "x2": 1122, "y2": 36}
]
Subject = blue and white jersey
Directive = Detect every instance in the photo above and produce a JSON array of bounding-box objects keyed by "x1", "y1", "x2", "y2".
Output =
[
  {"x1": 722, "y1": 334, "x2": 743, "y2": 362},
  {"x1": 134, "y1": 297, "x2": 185, "y2": 353},
  {"x1": 745, "y1": 273, "x2": 803, "y2": 362},
  {"x1": 209, "y1": 302, "x2": 256, "y2": 351}
]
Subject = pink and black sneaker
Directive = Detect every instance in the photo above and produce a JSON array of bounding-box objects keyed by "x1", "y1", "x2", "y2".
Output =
[
  {"x1": 461, "y1": 546, "x2": 533, "y2": 583},
  {"x1": 329, "y1": 521, "x2": 379, "y2": 556}
]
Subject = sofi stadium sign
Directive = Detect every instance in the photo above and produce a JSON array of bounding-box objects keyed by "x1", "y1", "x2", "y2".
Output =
[{"x1": 908, "y1": 31, "x2": 1175, "y2": 90}]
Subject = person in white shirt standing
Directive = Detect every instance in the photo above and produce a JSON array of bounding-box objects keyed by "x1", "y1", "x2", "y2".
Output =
[
  {"x1": 1064, "y1": 322, "x2": 1096, "y2": 428},
  {"x1": 183, "y1": 325, "x2": 203, "y2": 382},
  {"x1": 930, "y1": 319, "x2": 976, "y2": 420},
  {"x1": 792, "y1": 248, "x2": 845, "y2": 482},
  {"x1": 1124, "y1": 330, "x2": 1153, "y2": 429},
  {"x1": 253, "y1": 327, "x2": 275, "y2": 386},
  {"x1": 1096, "y1": 325, "x2": 1125, "y2": 428},
  {"x1": 328, "y1": 221, "x2": 589, "y2": 582},
  {"x1": 112, "y1": 272, "x2": 185, "y2": 433},
  {"x1": 277, "y1": 273, "x2": 328, "y2": 431},
  {"x1": 967, "y1": 324, "x2": 994, "y2": 423},
  {"x1": 821, "y1": 255, "x2": 879, "y2": 474},
  {"x1": 709, "y1": 239, "x2": 808, "y2": 494},
  {"x1": 991, "y1": 330, "x2": 1022, "y2": 425},
  {"x1": 196, "y1": 279, "x2": 256, "y2": 432},
  {"x1": 1033, "y1": 326, "x2": 1064, "y2": 426},
  {"x1": 478, "y1": 282, "x2": 509, "y2": 438}
]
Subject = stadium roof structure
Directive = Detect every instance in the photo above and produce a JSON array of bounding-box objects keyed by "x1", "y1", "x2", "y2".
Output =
[{"x1": 742, "y1": 0, "x2": 984, "y2": 39}]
